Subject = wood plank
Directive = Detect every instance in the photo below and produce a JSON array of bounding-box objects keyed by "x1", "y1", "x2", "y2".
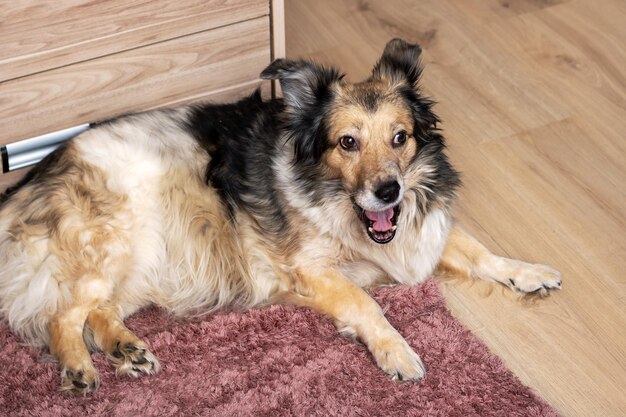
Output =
[
  {"x1": 269, "y1": 0, "x2": 286, "y2": 96},
  {"x1": 0, "y1": 17, "x2": 271, "y2": 146},
  {"x1": 446, "y1": 120, "x2": 626, "y2": 414},
  {"x1": 152, "y1": 79, "x2": 271, "y2": 110},
  {"x1": 0, "y1": 0, "x2": 268, "y2": 82},
  {"x1": 285, "y1": 0, "x2": 626, "y2": 416},
  {"x1": 271, "y1": 0, "x2": 286, "y2": 60}
]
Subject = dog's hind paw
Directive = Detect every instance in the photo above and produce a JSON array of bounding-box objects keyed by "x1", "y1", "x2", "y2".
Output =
[
  {"x1": 371, "y1": 332, "x2": 425, "y2": 382},
  {"x1": 109, "y1": 341, "x2": 161, "y2": 378}
]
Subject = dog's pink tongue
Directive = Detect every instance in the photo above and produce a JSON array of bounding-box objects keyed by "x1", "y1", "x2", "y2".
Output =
[{"x1": 365, "y1": 208, "x2": 394, "y2": 232}]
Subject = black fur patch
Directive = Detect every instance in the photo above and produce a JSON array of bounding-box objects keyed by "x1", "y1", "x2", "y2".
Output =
[
  {"x1": 412, "y1": 131, "x2": 461, "y2": 211},
  {"x1": 261, "y1": 58, "x2": 344, "y2": 166},
  {"x1": 352, "y1": 88, "x2": 386, "y2": 113},
  {"x1": 396, "y1": 85, "x2": 440, "y2": 136},
  {"x1": 260, "y1": 58, "x2": 349, "y2": 205},
  {"x1": 186, "y1": 91, "x2": 291, "y2": 237}
]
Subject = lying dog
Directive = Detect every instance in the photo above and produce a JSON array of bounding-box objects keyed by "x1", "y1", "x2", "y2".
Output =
[{"x1": 0, "y1": 39, "x2": 561, "y2": 394}]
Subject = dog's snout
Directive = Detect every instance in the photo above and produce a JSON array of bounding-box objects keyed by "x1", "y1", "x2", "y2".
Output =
[{"x1": 374, "y1": 180, "x2": 400, "y2": 203}]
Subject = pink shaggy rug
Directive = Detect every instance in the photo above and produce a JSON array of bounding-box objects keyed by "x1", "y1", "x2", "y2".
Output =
[{"x1": 0, "y1": 280, "x2": 559, "y2": 416}]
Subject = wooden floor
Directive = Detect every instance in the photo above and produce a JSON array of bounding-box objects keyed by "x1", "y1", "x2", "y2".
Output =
[{"x1": 285, "y1": 1, "x2": 625, "y2": 416}]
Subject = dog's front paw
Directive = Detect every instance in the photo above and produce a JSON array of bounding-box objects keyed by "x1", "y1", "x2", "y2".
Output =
[
  {"x1": 506, "y1": 261, "x2": 562, "y2": 295},
  {"x1": 109, "y1": 341, "x2": 161, "y2": 378},
  {"x1": 60, "y1": 365, "x2": 100, "y2": 395},
  {"x1": 371, "y1": 333, "x2": 425, "y2": 382}
]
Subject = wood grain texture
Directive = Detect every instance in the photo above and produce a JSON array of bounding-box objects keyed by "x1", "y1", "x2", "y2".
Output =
[
  {"x1": 0, "y1": 0, "x2": 268, "y2": 82},
  {"x1": 270, "y1": 0, "x2": 286, "y2": 96},
  {"x1": 149, "y1": 79, "x2": 272, "y2": 110},
  {"x1": 285, "y1": 1, "x2": 624, "y2": 416},
  {"x1": 0, "y1": 17, "x2": 271, "y2": 145},
  {"x1": 271, "y1": 0, "x2": 286, "y2": 60}
]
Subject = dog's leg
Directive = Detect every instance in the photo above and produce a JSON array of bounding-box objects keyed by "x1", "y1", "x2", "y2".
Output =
[
  {"x1": 288, "y1": 268, "x2": 425, "y2": 381},
  {"x1": 49, "y1": 298, "x2": 102, "y2": 395},
  {"x1": 86, "y1": 305, "x2": 160, "y2": 377},
  {"x1": 440, "y1": 226, "x2": 562, "y2": 294},
  {"x1": 48, "y1": 268, "x2": 124, "y2": 395}
]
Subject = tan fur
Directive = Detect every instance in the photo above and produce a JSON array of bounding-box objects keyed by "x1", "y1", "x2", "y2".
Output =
[
  {"x1": 324, "y1": 84, "x2": 417, "y2": 195},
  {"x1": 284, "y1": 267, "x2": 424, "y2": 380},
  {"x1": 49, "y1": 304, "x2": 101, "y2": 393},
  {"x1": 440, "y1": 227, "x2": 562, "y2": 294},
  {"x1": 86, "y1": 306, "x2": 160, "y2": 379}
]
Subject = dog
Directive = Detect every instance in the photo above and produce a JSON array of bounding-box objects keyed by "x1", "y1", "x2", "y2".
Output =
[{"x1": 0, "y1": 39, "x2": 562, "y2": 394}]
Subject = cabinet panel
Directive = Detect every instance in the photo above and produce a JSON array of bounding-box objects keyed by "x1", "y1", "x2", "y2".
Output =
[
  {"x1": 0, "y1": 0, "x2": 268, "y2": 82},
  {"x1": 0, "y1": 17, "x2": 271, "y2": 145}
]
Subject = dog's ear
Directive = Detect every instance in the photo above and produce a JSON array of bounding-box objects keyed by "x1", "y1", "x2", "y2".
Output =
[
  {"x1": 260, "y1": 59, "x2": 343, "y2": 164},
  {"x1": 373, "y1": 40, "x2": 439, "y2": 134},
  {"x1": 260, "y1": 58, "x2": 343, "y2": 111},
  {"x1": 371, "y1": 39, "x2": 423, "y2": 88}
]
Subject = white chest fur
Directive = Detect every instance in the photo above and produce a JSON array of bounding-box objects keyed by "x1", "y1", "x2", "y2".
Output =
[{"x1": 365, "y1": 208, "x2": 452, "y2": 285}]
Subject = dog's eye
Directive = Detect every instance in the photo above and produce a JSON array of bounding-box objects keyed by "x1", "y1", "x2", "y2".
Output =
[
  {"x1": 339, "y1": 135, "x2": 358, "y2": 150},
  {"x1": 392, "y1": 131, "x2": 407, "y2": 147}
]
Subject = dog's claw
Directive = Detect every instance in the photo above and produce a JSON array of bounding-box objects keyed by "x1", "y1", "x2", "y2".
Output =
[
  {"x1": 502, "y1": 261, "x2": 562, "y2": 294},
  {"x1": 61, "y1": 366, "x2": 99, "y2": 395},
  {"x1": 109, "y1": 342, "x2": 160, "y2": 378}
]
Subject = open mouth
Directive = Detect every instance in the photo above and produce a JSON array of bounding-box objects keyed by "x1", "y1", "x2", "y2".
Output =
[{"x1": 354, "y1": 204, "x2": 401, "y2": 244}]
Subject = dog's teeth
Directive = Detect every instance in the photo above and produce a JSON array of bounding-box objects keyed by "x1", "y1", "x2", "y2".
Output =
[
  {"x1": 391, "y1": 225, "x2": 397, "y2": 231},
  {"x1": 368, "y1": 227, "x2": 374, "y2": 233}
]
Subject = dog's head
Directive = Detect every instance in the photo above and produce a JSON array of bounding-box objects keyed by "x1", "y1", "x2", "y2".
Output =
[{"x1": 262, "y1": 39, "x2": 458, "y2": 244}]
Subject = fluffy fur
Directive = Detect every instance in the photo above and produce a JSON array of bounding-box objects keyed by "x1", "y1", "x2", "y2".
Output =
[{"x1": 0, "y1": 39, "x2": 562, "y2": 394}]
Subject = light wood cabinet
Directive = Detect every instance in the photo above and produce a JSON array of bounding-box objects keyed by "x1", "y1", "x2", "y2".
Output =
[{"x1": 0, "y1": 0, "x2": 285, "y2": 149}]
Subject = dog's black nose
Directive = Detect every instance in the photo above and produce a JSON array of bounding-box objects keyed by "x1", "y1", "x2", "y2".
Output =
[{"x1": 375, "y1": 181, "x2": 400, "y2": 203}]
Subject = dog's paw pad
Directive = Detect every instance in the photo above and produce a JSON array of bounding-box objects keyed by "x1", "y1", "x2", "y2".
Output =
[
  {"x1": 508, "y1": 263, "x2": 562, "y2": 295},
  {"x1": 110, "y1": 342, "x2": 161, "y2": 377},
  {"x1": 60, "y1": 367, "x2": 99, "y2": 395}
]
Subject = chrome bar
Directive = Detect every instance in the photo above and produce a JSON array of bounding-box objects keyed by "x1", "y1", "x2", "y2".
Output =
[{"x1": 1, "y1": 124, "x2": 91, "y2": 173}]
